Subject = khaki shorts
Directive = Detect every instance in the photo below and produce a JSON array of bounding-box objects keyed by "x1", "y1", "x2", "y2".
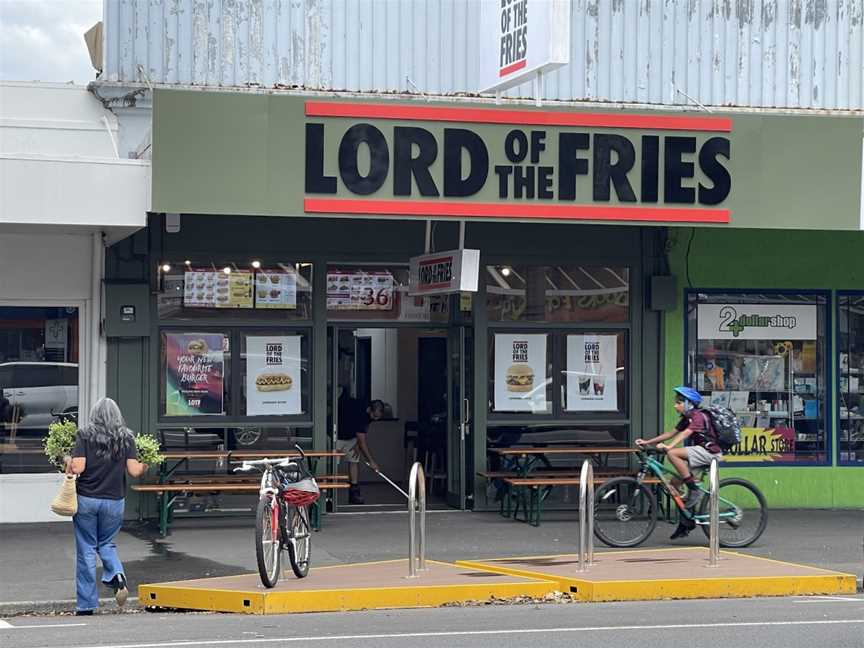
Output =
[
  {"x1": 687, "y1": 445, "x2": 722, "y2": 469},
  {"x1": 335, "y1": 438, "x2": 360, "y2": 463}
]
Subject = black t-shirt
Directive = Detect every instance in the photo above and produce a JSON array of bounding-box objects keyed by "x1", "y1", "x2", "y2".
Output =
[
  {"x1": 72, "y1": 430, "x2": 137, "y2": 500},
  {"x1": 337, "y1": 396, "x2": 370, "y2": 441}
]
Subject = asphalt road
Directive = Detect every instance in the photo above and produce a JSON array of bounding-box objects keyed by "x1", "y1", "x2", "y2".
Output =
[{"x1": 3, "y1": 595, "x2": 863, "y2": 648}]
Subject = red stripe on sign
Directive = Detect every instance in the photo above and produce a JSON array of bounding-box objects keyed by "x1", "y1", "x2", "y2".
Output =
[
  {"x1": 304, "y1": 199, "x2": 730, "y2": 224},
  {"x1": 419, "y1": 257, "x2": 454, "y2": 265},
  {"x1": 499, "y1": 59, "x2": 528, "y2": 77},
  {"x1": 305, "y1": 102, "x2": 732, "y2": 132}
]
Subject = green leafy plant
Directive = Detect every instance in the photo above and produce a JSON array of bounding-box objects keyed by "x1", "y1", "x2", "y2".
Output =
[{"x1": 43, "y1": 422, "x2": 164, "y2": 471}]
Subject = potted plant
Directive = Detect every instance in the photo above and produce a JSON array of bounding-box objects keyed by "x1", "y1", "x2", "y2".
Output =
[{"x1": 44, "y1": 420, "x2": 164, "y2": 470}]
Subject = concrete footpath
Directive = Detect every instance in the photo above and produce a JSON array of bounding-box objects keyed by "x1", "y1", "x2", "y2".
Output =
[{"x1": 1, "y1": 508, "x2": 861, "y2": 614}]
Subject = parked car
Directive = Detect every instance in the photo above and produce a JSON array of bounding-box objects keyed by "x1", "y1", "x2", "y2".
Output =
[{"x1": 0, "y1": 362, "x2": 79, "y2": 434}]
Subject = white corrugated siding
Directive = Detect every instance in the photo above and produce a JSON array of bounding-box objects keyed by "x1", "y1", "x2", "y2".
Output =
[{"x1": 102, "y1": 0, "x2": 864, "y2": 109}]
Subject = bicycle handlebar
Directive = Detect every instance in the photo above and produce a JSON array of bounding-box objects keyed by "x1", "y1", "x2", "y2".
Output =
[{"x1": 232, "y1": 457, "x2": 300, "y2": 473}]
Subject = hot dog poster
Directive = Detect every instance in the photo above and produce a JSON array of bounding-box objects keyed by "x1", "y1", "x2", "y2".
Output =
[
  {"x1": 566, "y1": 334, "x2": 618, "y2": 411},
  {"x1": 164, "y1": 333, "x2": 225, "y2": 416},
  {"x1": 246, "y1": 336, "x2": 302, "y2": 416},
  {"x1": 494, "y1": 333, "x2": 548, "y2": 413}
]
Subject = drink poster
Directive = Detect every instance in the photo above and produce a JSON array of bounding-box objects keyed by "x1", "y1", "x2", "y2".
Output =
[
  {"x1": 255, "y1": 270, "x2": 297, "y2": 310},
  {"x1": 246, "y1": 336, "x2": 302, "y2": 415},
  {"x1": 566, "y1": 335, "x2": 618, "y2": 411},
  {"x1": 164, "y1": 333, "x2": 225, "y2": 416},
  {"x1": 493, "y1": 333, "x2": 548, "y2": 413}
]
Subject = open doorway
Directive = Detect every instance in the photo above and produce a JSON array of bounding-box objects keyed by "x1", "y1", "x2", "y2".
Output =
[{"x1": 330, "y1": 327, "x2": 452, "y2": 510}]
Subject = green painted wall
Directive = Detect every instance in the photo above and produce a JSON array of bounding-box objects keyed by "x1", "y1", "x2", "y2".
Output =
[{"x1": 664, "y1": 228, "x2": 864, "y2": 508}]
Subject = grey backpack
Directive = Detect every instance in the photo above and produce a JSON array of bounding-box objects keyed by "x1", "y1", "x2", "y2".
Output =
[{"x1": 703, "y1": 405, "x2": 741, "y2": 451}]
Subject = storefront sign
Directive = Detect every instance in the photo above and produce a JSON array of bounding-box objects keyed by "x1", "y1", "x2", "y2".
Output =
[
  {"x1": 153, "y1": 91, "x2": 864, "y2": 230},
  {"x1": 326, "y1": 271, "x2": 395, "y2": 310},
  {"x1": 565, "y1": 335, "x2": 618, "y2": 411},
  {"x1": 164, "y1": 333, "x2": 225, "y2": 416},
  {"x1": 697, "y1": 304, "x2": 818, "y2": 340},
  {"x1": 408, "y1": 249, "x2": 480, "y2": 296},
  {"x1": 246, "y1": 336, "x2": 302, "y2": 416},
  {"x1": 493, "y1": 333, "x2": 548, "y2": 412},
  {"x1": 722, "y1": 426, "x2": 796, "y2": 463},
  {"x1": 478, "y1": 0, "x2": 571, "y2": 93}
]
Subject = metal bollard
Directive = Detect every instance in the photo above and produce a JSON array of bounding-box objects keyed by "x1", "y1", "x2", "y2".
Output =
[
  {"x1": 407, "y1": 461, "x2": 427, "y2": 578},
  {"x1": 708, "y1": 458, "x2": 719, "y2": 567},
  {"x1": 578, "y1": 459, "x2": 594, "y2": 572}
]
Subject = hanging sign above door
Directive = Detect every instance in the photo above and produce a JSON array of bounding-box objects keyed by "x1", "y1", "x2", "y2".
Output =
[{"x1": 409, "y1": 249, "x2": 480, "y2": 296}]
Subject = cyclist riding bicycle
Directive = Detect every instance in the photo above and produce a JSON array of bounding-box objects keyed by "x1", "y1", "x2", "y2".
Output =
[{"x1": 635, "y1": 386, "x2": 723, "y2": 539}]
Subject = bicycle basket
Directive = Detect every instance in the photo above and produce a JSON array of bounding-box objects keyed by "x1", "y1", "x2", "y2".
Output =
[{"x1": 282, "y1": 476, "x2": 320, "y2": 507}]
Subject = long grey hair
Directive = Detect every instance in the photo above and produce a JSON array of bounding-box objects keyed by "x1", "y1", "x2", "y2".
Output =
[{"x1": 81, "y1": 397, "x2": 133, "y2": 461}]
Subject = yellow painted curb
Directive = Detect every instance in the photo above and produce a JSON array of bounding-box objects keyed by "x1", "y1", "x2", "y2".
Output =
[
  {"x1": 456, "y1": 550, "x2": 858, "y2": 602},
  {"x1": 138, "y1": 560, "x2": 559, "y2": 615}
]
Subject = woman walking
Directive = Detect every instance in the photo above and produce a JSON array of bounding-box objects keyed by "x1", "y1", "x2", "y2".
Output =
[{"x1": 66, "y1": 398, "x2": 147, "y2": 615}]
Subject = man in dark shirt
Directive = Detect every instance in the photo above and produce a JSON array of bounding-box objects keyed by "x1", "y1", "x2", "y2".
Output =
[{"x1": 336, "y1": 391, "x2": 384, "y2": 504}]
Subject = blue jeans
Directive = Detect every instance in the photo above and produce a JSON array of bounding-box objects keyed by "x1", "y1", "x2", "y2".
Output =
[{"x1": 73, "y1": 495, "x2": 126, "y2": 611}]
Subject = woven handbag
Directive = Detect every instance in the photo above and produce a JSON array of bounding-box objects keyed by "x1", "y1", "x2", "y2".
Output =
[{"x1": 50, "y1": 474, "x2": 78, "y2": 516}]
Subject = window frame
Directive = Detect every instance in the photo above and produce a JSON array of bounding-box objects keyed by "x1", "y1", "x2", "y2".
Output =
[{"x1": 836, "y1": 291, "x2": 864, "y2": 467}]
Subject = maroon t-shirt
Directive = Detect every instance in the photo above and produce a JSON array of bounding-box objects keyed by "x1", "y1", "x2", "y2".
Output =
[{"x1": 675, "y1": 409, "x2": 721, "y2": 454}]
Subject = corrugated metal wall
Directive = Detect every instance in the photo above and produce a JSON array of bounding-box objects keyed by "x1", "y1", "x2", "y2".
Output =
[{"x1": 102, "y1": 0, "x2": 864, "y2": 110}]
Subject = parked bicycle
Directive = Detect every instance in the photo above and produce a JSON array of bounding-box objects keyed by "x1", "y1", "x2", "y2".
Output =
[
  {"x1": 234, "y1": 446, "x2": 319, "y2": 587},
  {"x1": 593, "y1": 447, "x2": 767, "y2": 548}
]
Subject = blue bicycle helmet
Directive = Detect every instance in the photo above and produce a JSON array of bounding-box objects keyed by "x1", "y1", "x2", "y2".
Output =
[{"x1": 673, "y1": 386, "x2": 702, "y2": 405}]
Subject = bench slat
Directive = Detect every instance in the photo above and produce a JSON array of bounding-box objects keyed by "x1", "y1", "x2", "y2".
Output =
[
  {"x1": 132, "y1": 482, "x2": 349, "y2": 493},
  {"x1": 504, "y1": 477, "x2": 661, "y2": 487}
]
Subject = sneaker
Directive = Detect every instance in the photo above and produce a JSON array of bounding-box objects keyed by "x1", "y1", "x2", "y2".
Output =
[
  {"x1": 670, "y1": 517, "x2": 696, "y2": 540},
  {"x1": 684, "y1": 486, "x2": 704, "y2": 510},
  {"x1": 110, "y1": 574, "x2": 128, "y2": 607},
  {"x1": 348, "y1": 486, "x2": 365, "y2": 505}
]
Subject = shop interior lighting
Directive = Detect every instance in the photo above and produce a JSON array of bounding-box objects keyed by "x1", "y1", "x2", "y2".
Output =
[
  {"x1": 161, "y1": 263, "x2": 171, "y2": 272},
  {"x1": 222, "y1": 266, "x2": 232, "y2": 275},
  {"x1": 500, "y1": 266, "x2": 511, "y2": 277},
  {"x1": 184, "y1": 260, "x2": 192, "y2": 266},
  {"x1": 251, "y1": 260, "x2": 261, "y2": 269}
]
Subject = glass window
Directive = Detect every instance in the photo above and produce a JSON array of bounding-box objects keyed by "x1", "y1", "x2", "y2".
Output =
[
  {"x1": 838, "y1": 294, "x2": 864, "y2": 465},
  {"x1": 160, "y1": 331, "x2": 231, "y2": 418},
  {"x1": 156, "y1": 425, "x2": 312, "y2": 455},
  {"x1": 0, "y1": 306, "x2": 80, "y2": 473},
  {"x1": 326, "y1": 265, "x2": 451, "y2": 323},
  {"x1": 562, "y1": 332, "x2": 628, "y2": 415},
  {"x1": 687, "y1": 293, "x2": 828, "y2": 464},
  {"x1": 489, "y1": 332, "x2": 552, "y2": 414},
  {"x1": 486, "y1": 265, "x2": 629, "y2": 323},
  {"x1": 240, "y1": 331, "x2": 311, "y2": 418},
  {"x1": 158, "y1": 261, "x2": 313, "y2": 320}
]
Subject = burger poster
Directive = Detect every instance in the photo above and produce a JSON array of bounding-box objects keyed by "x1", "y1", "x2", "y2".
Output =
[
  {"x1": 246, "y1": 336, "x2": 302, "y2": 416},
  {"x1": 494, "y1": 333, "x2": 548, "y2": 412},
  {"x1": 164, "y1": 333, "x2": 225, "y2": 416},
  {"x1": 566, "y1": 335, "x2": 617, "y2": 411}
]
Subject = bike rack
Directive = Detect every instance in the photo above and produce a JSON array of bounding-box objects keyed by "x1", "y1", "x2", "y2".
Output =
[
  {"x1": 708, "y1": 458, "x2": 720, "y2": 567},
  {"x1": 577, "y1": 459, "x2": 594, "y2": 572},
  {"x1": 407, "y1": 461, "x2": 427, "y2": 578}
]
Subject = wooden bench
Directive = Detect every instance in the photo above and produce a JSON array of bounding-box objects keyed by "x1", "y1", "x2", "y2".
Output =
[
  {"x1": 501, "y1": 476, "x2": 660, "y2": 527},
  {"x1": 133, "y1": 479, "x2": 349, "y2": 536}
]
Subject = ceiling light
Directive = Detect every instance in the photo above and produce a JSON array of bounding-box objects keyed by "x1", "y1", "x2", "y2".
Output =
[
  {"x1": 222, "y1": 266, "x2": 232, "y2": 275},
  {"x1": 251, "y1": 260, "x2": 261, "y2": 269},
  {"x1": 161, "y1": 263, "x2": 171, "y2": 272},
  {"x1": 501, "y1": 267, "x2": 511, "y2": 277},
  {"x1": 184, "y1": 260, "x2": 192, "y2": 266}
]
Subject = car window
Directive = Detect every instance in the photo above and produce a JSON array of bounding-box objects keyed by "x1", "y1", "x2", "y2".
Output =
[
  {"x1": 12, "y1": 365, "x2": 62, "y2": 389},
  {"x1": 59, "y1": 366, "x2": 79, "y2": 386},
  {"x1": 0, "y1": 366, "x2": 12, "y2": 388}
]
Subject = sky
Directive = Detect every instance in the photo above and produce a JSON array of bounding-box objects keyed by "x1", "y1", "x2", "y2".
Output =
[{"x1": 0, "y1": 0, "x2": 102, "y2": 84}]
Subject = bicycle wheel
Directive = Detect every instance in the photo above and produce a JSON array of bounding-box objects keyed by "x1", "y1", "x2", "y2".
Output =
[
  {"x1": 699, "y1": 478, "x2": 767, "y2": 548},
  {"x1": 255, "y1": 494, "x2": 282, "y2": 588},
  {"x1": 287, "y1": 505, "x2": 311, "y2": 578},
  {"x1": 593, "y1": 477, "x2": 658, "y2": 548}
]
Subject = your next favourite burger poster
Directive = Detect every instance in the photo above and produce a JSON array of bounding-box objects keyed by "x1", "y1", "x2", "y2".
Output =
[
  {"x1": 494, "y1": 333, "x2": 548, "y2": 413},
  {"x1": 245, "y1": 336, "x2": 302, "y2": 416},
  {"x1": 164, "y1": 333, "x2": 225, "y2": 416}
]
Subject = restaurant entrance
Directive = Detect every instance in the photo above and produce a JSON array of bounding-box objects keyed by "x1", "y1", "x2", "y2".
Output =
[{"x1": 327, "y1": 324, "x2": 472, "y2": 510}]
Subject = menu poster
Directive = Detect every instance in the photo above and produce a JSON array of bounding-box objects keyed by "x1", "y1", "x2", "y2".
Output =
[
  {"x1": 327, "y1": 271, "x2": 395, "y2": 311},
  {"x1": 246, "y1": 336, "x2": 302, "y2": 415},
  {"x1": 164, "y1": 333, "x2": 225, "y2": 416},
  {"x1": 183, "y1": 270, "x2": 253, "y2": 308},
  {"x1": 255, "y1": 270, "x2": 297, "y2": 310},
  {"x1": 566, "y1": 335, "x2": 618, "y2": 411},
  {"x1": 494, "y1": 333, "x2": 548, "y2": 412}
]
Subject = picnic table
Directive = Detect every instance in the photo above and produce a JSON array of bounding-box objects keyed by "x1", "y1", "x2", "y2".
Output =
[
  {"x1": 134, "y1": 450, "x2": 346, "y2": 536},
  {"x1": 483, "y1": 446, "x2": 638, "y2": 526}
]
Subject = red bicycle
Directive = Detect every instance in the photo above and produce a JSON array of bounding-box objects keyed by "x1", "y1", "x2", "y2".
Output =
[{"x1": 234, "y1": 446, "x2": 319, "y2": 587}]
